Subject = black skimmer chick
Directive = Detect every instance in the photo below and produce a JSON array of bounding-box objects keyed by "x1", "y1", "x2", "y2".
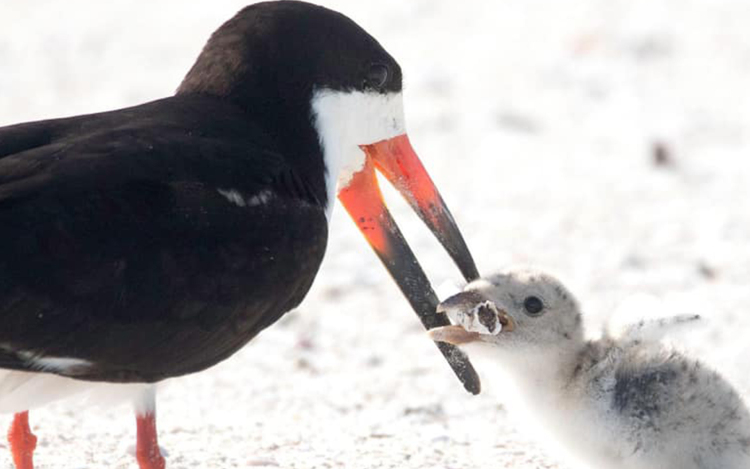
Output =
[
  {"x1": 430, "y1": 270, "x2": 750, "y2": 469},
  {"x1": 0, "y1": 2, "x2": 481, "y2": 467}
]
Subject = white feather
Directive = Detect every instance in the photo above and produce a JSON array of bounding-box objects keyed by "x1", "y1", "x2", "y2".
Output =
[
  {"x1": 217, "y1": 188, "x2": 247, "y2": 207},
  {"x1": 16, "y1": 352, "x2": 92, "y2": 373},
  {"x1": 310, "y1": 89, "x2": 406, "y2": 219},
  {"x1": 0, "y1": 370, "x2": 153, "y2": 414},
  {"x1": 217, "y1": 188, "x2": 275, "y2": 208},
  {"x1": 247, "y1": 189, "x2": 273, "y2": 207}
]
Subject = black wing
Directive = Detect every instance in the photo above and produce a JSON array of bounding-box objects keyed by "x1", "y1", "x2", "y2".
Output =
[{"x1": 0, "y1": 96, "x2": 328, "y2": 382}]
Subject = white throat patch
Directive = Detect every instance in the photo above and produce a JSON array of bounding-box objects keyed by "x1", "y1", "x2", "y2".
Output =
[{"x1": 310, "y1": 89, "x2": 406, "y2": 219}]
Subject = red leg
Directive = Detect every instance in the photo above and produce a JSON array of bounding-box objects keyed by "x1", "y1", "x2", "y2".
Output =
[
  {"x1": 135, "y1": 412, "x2": 165, "y2": 469},
  {"x1": 7, "y1": 411, "x2": 37, "y2": 469}
]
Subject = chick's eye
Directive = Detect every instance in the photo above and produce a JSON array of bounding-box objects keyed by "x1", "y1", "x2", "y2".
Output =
[
  {"x1": 364, "y1": 63, "x2": 389, "y2": 89},
  {"x1": 523, "y1": 296, "x2": 545, "y2": 316}
]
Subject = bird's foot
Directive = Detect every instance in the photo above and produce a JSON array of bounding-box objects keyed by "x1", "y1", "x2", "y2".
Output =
[
  {"x1": 127, "y1": 443, "x2": 169, "y2": 458},
  {"x1": 136, "y1": 447, "x2": 166, "y2": 469},
  {"x1": 7, "y1": 411, "x2": 37, "y2": 469},
  {"x1": 135, "y1": 413, "x2": 166, "y2": 469}
]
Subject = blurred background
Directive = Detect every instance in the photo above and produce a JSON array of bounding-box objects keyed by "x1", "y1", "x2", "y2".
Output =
[{"x1": 1, "y1": 0, "x2": 749, "y2": 467}]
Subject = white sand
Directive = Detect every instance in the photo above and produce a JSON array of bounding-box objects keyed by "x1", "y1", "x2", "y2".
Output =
[{"x1": 1, "y1": 0, "x2": 749, "y2": 467}]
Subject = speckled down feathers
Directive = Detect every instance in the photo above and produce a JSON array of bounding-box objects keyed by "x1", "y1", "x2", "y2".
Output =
[{"x1": 437, "y1": 270, "x2": 750, "y2": 469}]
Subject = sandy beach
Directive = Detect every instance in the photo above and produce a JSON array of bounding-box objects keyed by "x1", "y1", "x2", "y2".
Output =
[{"x1": 1, "y1": 0, "x2": 749, "y2": 467}]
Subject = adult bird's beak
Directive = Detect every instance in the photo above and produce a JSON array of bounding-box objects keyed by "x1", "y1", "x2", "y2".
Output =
[{"x1": 338, "y1": 133, "x2": 482, "y2": 395}]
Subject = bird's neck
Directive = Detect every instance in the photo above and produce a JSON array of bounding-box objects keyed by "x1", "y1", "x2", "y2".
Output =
[
  {"x1": 485, "y1": 342, "x2": 586, "y2": 404},
  {"x1": 475, "y1": 343, "x2": 589, "y2": 457},
  {"x1": 518, "y1": 348, "x2": 581, "y2": 389}
]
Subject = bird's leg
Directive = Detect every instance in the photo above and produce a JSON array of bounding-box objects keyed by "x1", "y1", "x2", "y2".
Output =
[
  {"x1": 134, "y1": 386, "x2": 165, "y2": 469},
  {"x1": 7, "y1": 411, "x2": 37, "y2": 469}
]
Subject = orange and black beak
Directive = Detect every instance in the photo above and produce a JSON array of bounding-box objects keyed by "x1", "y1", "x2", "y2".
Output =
[{"x1": 338, "y1": 133, "x2": 481, "y2": 394}]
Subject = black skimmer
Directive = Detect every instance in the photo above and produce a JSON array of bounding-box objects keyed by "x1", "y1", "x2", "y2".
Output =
[
  {"x1": 0, "y1": 2, "x2": 481, "y2": 468},
  {"x1": 431, "y1": 270, "x2": 750, "y2": 469}
]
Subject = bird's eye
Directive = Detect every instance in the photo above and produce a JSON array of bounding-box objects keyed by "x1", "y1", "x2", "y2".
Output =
[
  {"x1": 363, "y1": 63, "x2": 389, "y2": 90},
  {"x1": 523, "y1": 296, "x2": 545, "y2": 316}
]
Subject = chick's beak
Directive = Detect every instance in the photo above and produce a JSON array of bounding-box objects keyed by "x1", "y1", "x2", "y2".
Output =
[
  {"x1": 429, "y1": 292, "x2": 515, "y2": 345},
  {"x1": 338, "y1": 133, "x2": 481, "y2": 395},
  {"x1": 427, "y1": 326, "x2": 483, "y2": 345}
]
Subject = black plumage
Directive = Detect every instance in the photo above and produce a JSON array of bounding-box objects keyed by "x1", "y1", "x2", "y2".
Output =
[
  {"x1": 0, "y1": 94, "x2": 327, "y2": 382},
  {"x1": 0, "y1": 0, "x2": 478, "y2": 392},
  {"x1": 0, "y1": 0, "x2": 395, "y2": 382},
  {"x1": 1, "y1": 3, "x2": 482, "y2": 467}
]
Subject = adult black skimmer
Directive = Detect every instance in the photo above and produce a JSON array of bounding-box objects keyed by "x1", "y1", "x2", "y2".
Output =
[{"x1": 0, "y1": 2, "x2": 480, "y2": 468}]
